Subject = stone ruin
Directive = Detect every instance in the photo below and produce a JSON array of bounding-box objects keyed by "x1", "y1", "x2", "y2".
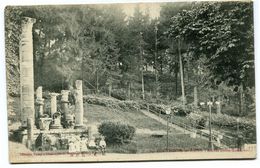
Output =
[{"x1": 16, "y1": 17, "x2": 92, "y2": 152}]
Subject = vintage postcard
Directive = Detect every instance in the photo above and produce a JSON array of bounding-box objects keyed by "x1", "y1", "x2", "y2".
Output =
[{"x1": 5, "y1": 0, "x2": 256, "y2": 163}]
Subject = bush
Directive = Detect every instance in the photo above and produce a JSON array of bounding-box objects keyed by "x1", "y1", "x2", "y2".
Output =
[
  {"x1": 172, "y1": 105, "x2": 192, "y2": 116},
  {"x1": 187, "y1": 111, "x2": 255, "y2": 131},
  {"x1": 111, "y1": 89, "x2": 127, "y2": 100},
  {"x1": 98, "y1": 121, "x2": 136, "y2": 145},
  {"x1": 187, "y1": 112, "x2": 207, "y2": 129},
  {"x1": 83, "y1": 95, "x2": 140, "y2": 111}
]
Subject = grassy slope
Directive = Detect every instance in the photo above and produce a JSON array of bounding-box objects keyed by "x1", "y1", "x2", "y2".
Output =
[
  {"x1": 84, "y1": 103, "x2": 209, "y2": 153},
  {"x1": 84, "y1": 104, "x2": 167, "y2": 130}
]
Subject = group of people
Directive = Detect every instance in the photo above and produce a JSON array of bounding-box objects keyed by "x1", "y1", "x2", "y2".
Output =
[{"x1": 68, "y1": 135, "x2": 106, "y2": 155}]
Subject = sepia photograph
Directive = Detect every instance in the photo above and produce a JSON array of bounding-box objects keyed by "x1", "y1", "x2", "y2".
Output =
[{"x1": 4, "y1": 0, "x2": 256, "y2": 163}]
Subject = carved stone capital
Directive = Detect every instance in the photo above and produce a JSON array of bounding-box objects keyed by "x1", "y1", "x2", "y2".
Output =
[{"x1": 21, "y1": 17, "x2": 36, "y2": 25}]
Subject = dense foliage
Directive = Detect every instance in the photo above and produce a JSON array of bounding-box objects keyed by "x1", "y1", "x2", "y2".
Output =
[
  {"x1": 98, "y1": 121, "x2": 136, "y2": 145},
  {"x1": 5, "y1": 2, "x2": 255, "y2": 117}
]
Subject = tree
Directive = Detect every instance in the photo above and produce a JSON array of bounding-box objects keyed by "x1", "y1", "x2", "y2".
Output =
[
  {"x1": 166, "y1": 1, "x2": 254, "y2": 113},
  {"x1": 5, "y1": 6, "x2": 23, "y2": 95},
  {"x1": 121, "y1": 6, "x2": 151, "y2": 100}
]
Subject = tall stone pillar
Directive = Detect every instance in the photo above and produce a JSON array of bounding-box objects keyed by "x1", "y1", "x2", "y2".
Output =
[
  {"x1": 20, "y1": 17, "x2": 36, "y2": 128},
  {"x1": 27, "y1": 118, "x2": 34, "y2": 150},
  {"x1": 36, "y1": 86, "x2": 42, "y2": 99},
  {"x1": 50, "y1": 93, "x2": 59, "y2": 117},
  {"x1": 61, "y1": 90, "x2": 70, "y2": 117},
  {"x1": 49, "y1": 92, "x2": 62, "y2": 129},
  {"x1": 35, "y1": 86, "x2": 44, "y2": 119},
  {"x1": 74, "y1": 80, "x2": 85, "y2": 128}
]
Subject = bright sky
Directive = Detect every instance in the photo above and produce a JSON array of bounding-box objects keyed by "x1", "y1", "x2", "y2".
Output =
[{"x1": 120, "y1": 3, "x2": 161, "y2": 19}]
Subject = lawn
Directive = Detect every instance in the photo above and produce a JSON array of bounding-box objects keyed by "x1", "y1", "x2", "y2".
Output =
[
  {"x1": 84, "y1": 103, "x2": 210, "y2": 153},
  {"x1": 84, "y1": 103, "x2": 167, "y2": 131},
  {"x1": 106, "y1": 134, "x2": 209, "y2": 153}
]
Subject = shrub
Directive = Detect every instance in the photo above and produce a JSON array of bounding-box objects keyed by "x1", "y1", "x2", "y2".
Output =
[
  {"x1": 187, "y1": 111, "x2": 255, "y2": 130},
  {"x1": 172, "y1": 106, "x2": 192, "y2": 116},
  {"x1": 83, "y1": 95, "x2": 140, "y2": 111},
  {"x1": 187, "y1": 112, "x2": 207, "y2": 129},
  {"x1": 98, "y1": 121, "x2": 136, "y2": 145},
  {"x1": 111, "y1": 89, "x2": 127, "y2": 100}
]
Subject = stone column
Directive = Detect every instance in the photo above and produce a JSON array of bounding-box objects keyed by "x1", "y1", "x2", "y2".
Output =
[
  {"x1": 20, "y1": 17, "x2": 36, "y2": 128},
  {"x1": 61, "y1": 90, "x2": 70, "y2": 118},
  {"x1": 74, "y1": 80, "x2": 85, "y2": 128},
  {"x1": 87, "y1": 126, "x2": 92, "y2": 139},
  {"x1": 50, "y1": 93, "x2": 59, "y2": 117},
  {"x1": 27, "y1": 118, "x2": 34, "y2": 150},
  {"x1": 36, "y1": 86, "x2": 42, "y2": 99},
  {"x1": 35, "y1": 86, "x2": 44, "y2": 119}
]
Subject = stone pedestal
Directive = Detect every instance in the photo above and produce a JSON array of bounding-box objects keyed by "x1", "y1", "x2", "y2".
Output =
[
  {"x1": 39, "y1": 118, "x2": 52, "y2": 130},
  {"x1": 50, "y1": 112, "x2": 63, "y2": 129},
  {"x1": 74, "y1": 80, "x2": 85, "y2": 128},
  {"x1": 20, "y1": 17, "x2": 36, "y2": 128}
]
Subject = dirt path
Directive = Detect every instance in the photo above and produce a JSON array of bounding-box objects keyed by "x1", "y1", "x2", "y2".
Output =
[
  {"x1": 9, "y1": 140, "x2": 255, "y2": 163},
  {"x1": 140, "y1": 110, "x2": 193, "y2": 134}
]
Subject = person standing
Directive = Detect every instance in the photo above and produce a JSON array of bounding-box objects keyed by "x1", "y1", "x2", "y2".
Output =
[
  {"x1": 88, "y1": 137, "x2": 97, "y2": 155},
  {"x1": 80, "y1": 135, "x2": 89, "y2": 153},
  {"x1": 99, "y1": 136, "x2": 106, "y2": 155}
]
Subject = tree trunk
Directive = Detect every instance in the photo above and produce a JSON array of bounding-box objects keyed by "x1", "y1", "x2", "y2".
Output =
[
  {"x1": 96, "y1": 67, "x2": 99, "y2": 94},
  {"x1": 239, "y1": 84, "x2": 244, "y2": 116},
  {"x1": 108, "y1": 83, "x2": 112, "y2": 97},
  {"x1": 186, "y1": 58, "x2": 190, "y2": 84},
  {"x1": 155, "y1": 31, "x2": 159, "y2": 101},
  {"x1": 155, "y1": 71, "x2": 159, "y2": 101},
  {"x1": 128, "y1": 82, "x2": 131, "y2": 100},
  {"x1": 175, "y1": 72, "x2": 178, "y2": 96},
  {"x1": 141, "y1": 69, "x2": 145, "y2": 100},
  {"x1": 173, "y1": 40, "x2": 178, "y2": 97},
  {"x1": 160, "y1": 59, "x2": 163, "y2": 74},
  {"x1": 81, "y1": 54, "x2": 84, "y2": 83},
  {"x1": 194, "y1": 86, "x2": 198, "y2": 108},
  {"x1": 140, "y1": 36, "x2": 145, "y2": 100},
  {"x1": 178, "y1": 38, "x2": 186, "y2": 106}
]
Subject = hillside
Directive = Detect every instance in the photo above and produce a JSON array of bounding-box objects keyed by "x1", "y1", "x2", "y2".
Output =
[{"x1": 83, "y1": 103, "x2": 209, "y2": 153}]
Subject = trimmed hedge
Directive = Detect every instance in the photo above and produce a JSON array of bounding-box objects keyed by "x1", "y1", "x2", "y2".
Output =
[
  {"x1": 98, "y1": 121, "x2": 136, "y2": 145},
  {"x1": 197, "y1": 111, "x2": 256, "y2": 130},
  {"x1": 146, "y1": 103, "x2": 192, "y2": 116},
  {"x1": 83, "y1": 95, "x2": 140, "y2": 111}
]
